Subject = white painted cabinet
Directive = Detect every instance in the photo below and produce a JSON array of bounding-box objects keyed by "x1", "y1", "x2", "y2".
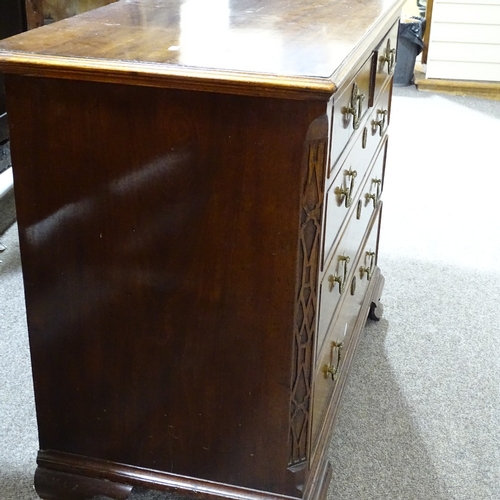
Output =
[{"x1": 426, "y1": 0, "x2": 500, "y2": 82}]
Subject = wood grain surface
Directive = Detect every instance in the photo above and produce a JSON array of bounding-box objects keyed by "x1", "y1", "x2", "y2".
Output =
[
  {"x1": 1, "y1": 0, "x2": 405, "y2": 97},
  {"x1": 2, "y1": 1, "x2": 404, "y2": 498}
]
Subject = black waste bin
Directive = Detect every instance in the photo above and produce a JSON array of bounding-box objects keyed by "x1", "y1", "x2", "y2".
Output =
[{"x1": 394, "y1": 18, "x2": 425, "y2": 87}]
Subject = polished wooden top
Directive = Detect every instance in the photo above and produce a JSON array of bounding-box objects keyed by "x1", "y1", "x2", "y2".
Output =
[{"x1": 0, "y1": 0, "x2": 405, "y2": 98}]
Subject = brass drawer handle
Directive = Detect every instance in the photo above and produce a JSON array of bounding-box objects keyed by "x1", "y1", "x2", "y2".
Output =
[
  {"x1": 325, "y1": 341, "x2": 344, "y2": 380},
  {"x1": 360, "y1": 251, "x2": 376, "y2": 281},
  {"x1": 346, "y1": 82, "x2": 366, "y2": 130},
  {"x1": 372, "y1": 109, "x2": 388, "y2": 136},
  {"x1": 379, "y1": 39, "x2": 396, "y2": 75},
  {"x1": 328, "y1": 255, "x2": 350, "y2": 294},
  {"x1": 334, "y1": 168, "x2": 357, "y2": 208},
  {"x1": 365, "y1": 178, "x2": 382, "y2": 208},
  {"x1": 365, "y1": 193, "x2": 377, "y2": 209}
]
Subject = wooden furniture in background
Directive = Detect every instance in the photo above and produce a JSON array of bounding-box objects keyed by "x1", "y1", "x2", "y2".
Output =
[
  {"x1": 0, "y1": 0, "x2": 25, "y2": 143},
  {"x1": 0, "y1": 0, "x2": 404, "y2": 499},
  {"x1": 24, "y1": 0, "x2": 116, "y2": 29}
]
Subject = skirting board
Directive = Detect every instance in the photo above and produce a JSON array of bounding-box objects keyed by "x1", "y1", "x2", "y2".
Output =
[{"x1": 414, "y1": 73, "x2": 500, "y2": 101}]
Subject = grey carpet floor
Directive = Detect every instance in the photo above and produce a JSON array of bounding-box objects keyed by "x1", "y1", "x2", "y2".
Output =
[{"x1": 1, "y1": 85, "x2": 500, "y2": 499}]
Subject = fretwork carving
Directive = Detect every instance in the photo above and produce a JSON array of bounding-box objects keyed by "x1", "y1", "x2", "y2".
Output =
[{"x1": 289, "y1": 117, "x2": 327, "y2": 467}]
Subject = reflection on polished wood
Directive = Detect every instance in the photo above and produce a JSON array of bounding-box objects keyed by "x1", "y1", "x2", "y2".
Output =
[
  {"x1": 0, "y1": 1, "x2": 404, "y2": 499},
  {"x1": 3, "y1": 0, "x2": 405, "y2": 98}
]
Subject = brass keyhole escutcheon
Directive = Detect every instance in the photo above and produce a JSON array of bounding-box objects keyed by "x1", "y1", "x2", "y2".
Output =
[{"x1": 350, "y1": 276, "x2": 357, "y2": 295}]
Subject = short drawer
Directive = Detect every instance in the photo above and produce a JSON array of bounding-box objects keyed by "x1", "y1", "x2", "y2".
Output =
[
  {"x1": 373, "y1": 21, "x2": 399, "y2": 105},
  {"x1": 322, "y1": 136, "x2": 388, "y2": 270},
  {"x1": 327, "y1": 76, "x2": 390, "y2": 191},
  {"x1": 329, "y1": 55, "x2": 373, "y2": 173},
  {"x1": 354, "y1": 137, "x2": 387, "y2": 234},
  {"x1": 363, "y1": 78, "x2": 391, "y2": 161},
  {"x1": 311, "y1": 206, "x2": 382, "y2": 450}
]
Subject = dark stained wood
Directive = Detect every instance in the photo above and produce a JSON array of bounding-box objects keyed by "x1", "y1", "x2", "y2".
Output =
[
  {"x1": 0, "y1": 1, "x2": 404, "y2": 499},
  {"x1": 6, "y1": 73, "x2": 329, "y2": 498},
  {"x1": 36, "y1": 450, "x2": 301, "y2": 500},
  {"x1": 35, "y1": 466, "x2": 133, "y2": 500},
  {"x1": 1, "y1": 0, "x2": 405, "y2": 99}
]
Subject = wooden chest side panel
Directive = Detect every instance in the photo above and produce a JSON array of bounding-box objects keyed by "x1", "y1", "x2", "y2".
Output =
[{"x1": 6, "y1": 74, "x2": 326, "y2": 495}]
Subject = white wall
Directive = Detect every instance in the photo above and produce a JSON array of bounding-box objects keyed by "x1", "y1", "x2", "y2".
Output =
[{"x1": 426, "y1": 0, "x2": 500, "y2": 81}]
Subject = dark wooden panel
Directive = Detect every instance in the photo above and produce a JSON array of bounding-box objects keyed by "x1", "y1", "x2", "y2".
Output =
[
  {"x1": 6, "y1": 74, "x2": 327, "y2": 496},
  {"x1": 35, "y1": 466, "x2": 133, "y2": 500},
  {"x1": 36, "y1": 451, "x2": 303, "y2": 500}
]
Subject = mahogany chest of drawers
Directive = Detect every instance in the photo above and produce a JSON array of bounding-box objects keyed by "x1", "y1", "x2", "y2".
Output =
[{"x1": 0, "y1": 1, "x2": 404, "y2": 499}]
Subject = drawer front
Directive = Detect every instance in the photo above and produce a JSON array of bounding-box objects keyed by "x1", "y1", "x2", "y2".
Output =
[
  {"x1": 363, "y1": 78, "x2": 391, "y2": 163},
  {"x1": 355, "y1": 137, "x2": 387, "y2": 234},
  {"x1": 322, "y1": 136, "x2": 388, "y2": 271},
  {"x1": 329, "y1": 55, "x2": 373, "y2": 173},
  {"x1": 311, "y1": 206, "x2": 382, "y2": 450},
  {"x1": 328, "y1": 20, "x2": 397, "y2": 178},
  {"x1": 373, "y1": 21, "x2": 399, "y2": 104}
]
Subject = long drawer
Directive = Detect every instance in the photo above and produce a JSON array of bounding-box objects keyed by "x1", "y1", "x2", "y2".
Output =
[{"x1": 311, "y1": 204, "x2": 382, "y2": 451}]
